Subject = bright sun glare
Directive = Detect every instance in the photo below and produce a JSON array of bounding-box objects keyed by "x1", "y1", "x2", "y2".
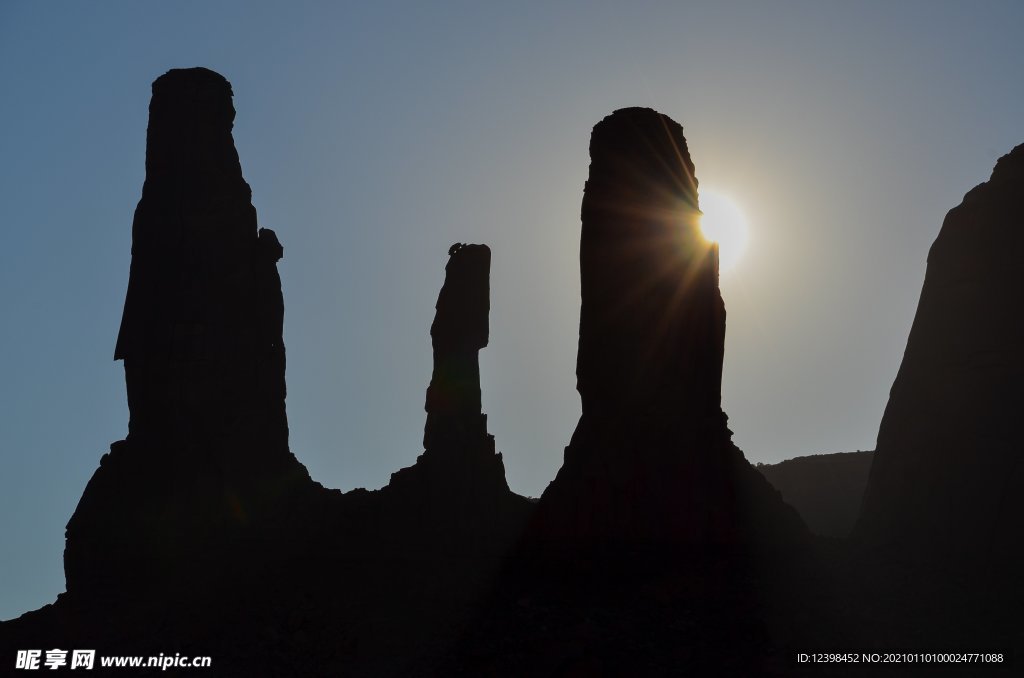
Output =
[{"x1": 698, "y1": 189, "x2": 749, "y2": 272}]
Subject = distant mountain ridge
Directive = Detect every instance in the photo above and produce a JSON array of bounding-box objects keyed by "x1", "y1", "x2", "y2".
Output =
[{"x1": 756, "y1": 451, "x2": 873, "y2": 538}]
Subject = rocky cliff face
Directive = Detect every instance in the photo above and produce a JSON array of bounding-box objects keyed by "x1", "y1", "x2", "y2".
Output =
[
  {"x1": 533, "y1": 107, "x2": 806, "y2": 548},
  {"x1": 857, "y1": 145, "x2": 1024, "y2": 568},
  {"x1": 64, "y1": 68, "x2": 311, "y2": 597}
]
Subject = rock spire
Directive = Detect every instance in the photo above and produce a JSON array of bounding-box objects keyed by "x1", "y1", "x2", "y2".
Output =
[
  {"x1": 383, "y1": 244, "x2": 527, "y2": 537},
  {"x1": 64, "y1": 68, "x2": 309, "y2": 596},
  {"x1": 533, "y1": 107, "x2": 805, "y2": 548}
]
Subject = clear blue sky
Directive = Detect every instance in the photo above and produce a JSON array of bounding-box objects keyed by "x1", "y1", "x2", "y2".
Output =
[{"x1": 2, "y1": 1, "x2": 1022, "y2": 620}]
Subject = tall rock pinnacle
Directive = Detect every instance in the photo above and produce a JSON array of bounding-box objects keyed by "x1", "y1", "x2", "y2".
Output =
[
  {"x1": 534, "y1": 107, "x2": 805, "y2": 548},
  {"x1": 114, "y1": 67, "x2": 288, "y2": 452},
  {"x1": 384, "y1": 244, "x2": 530, "y2": 537},
  {"x1": 857, "y1": 144, "x2": 1024, "y2": 568},
  {"x1": 64, "y1": 68, "x2": 309, "y2": 596}
]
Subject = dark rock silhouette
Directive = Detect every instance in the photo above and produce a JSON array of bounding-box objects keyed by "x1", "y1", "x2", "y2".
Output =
[
  {"x1": 439, "y1": 110, "x2": 811, "y2": 676},
  {"x1": 382, "y1": 242, "x2": 530, "y2": 538},
  {"x1": 531, "y1": 107, "x2": 806, "y2": 549},
  {"x1": 757, "y1": 451, "x2": 874, "y2": 537},
  {"x1": 857, "y1": 144, "x2": 1024, "y2": 570},
  {"x1": 425, "y1": 241, "x2": 490, "y2": 447},
  {"x1": 64, "y1": 67, "x2": 311, "y2": 598},
  {"x1": 3, "y1": 70, "x2": 530, "y2": 676},
  {"x1": 8, "y1": 70, "x2": 1023, "y2": 675}
]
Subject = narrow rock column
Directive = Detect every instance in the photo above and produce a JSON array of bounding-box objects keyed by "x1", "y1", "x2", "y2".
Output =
[
  {"x1": 575, "y1": 108, "x2": 722, "y2": 426},
  {"x1": 423, "y1": 243, "x2": 491, "y2": 450},
  {"x1": 384, "y1": 244, "x2": 529, "y2": 538}
]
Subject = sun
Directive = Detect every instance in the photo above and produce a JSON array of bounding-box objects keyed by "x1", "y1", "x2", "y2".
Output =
[{"x1": 698, "y1": 189, "x2": 749, "y2": 272}]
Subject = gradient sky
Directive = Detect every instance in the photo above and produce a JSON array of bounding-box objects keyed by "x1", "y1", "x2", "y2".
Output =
[{"x1": 2, "y1": 1, "x2": 1022, "y2": 620}]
